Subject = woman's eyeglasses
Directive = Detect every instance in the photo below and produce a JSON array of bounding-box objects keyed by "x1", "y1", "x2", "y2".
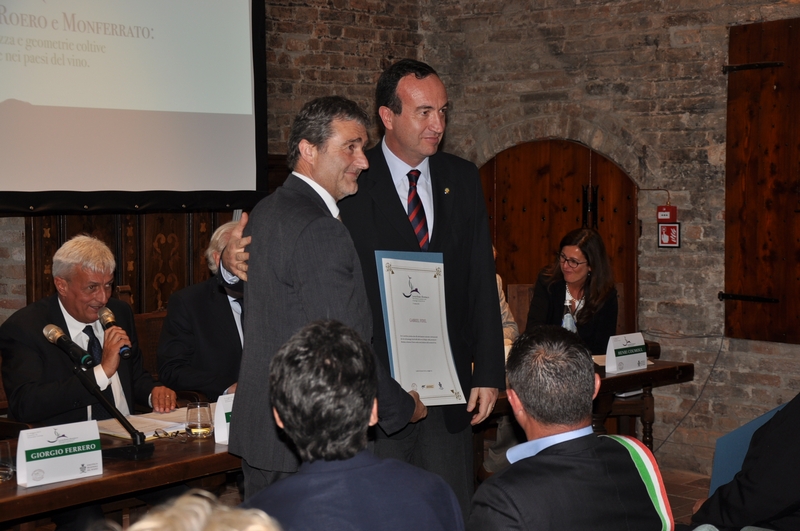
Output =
[{"x1": 558, "y1": 253, "x2": 587, "y2": 268}]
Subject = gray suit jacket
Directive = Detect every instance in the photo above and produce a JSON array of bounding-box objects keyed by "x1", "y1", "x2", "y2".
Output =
[{"x1": 229, "y1": 175, "x2": 414, "y2": 472}]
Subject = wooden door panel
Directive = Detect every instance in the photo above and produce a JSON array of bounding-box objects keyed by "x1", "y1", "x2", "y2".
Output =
[
  {"x1": 483, "y1": 140, "x2": 638, "y2": 333},
  {"x1": 725, "y1": 18, "x2": 800, "y2": 343}
]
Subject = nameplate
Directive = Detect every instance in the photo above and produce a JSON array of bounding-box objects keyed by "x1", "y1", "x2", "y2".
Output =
[
  {"x1": 605, "y1": 333, "x2": 647, "y2": 374},
  {"x1": 16, "y1": 420, "x2": 103, "y2": 488},
  {"x1": 214, "y1": 394, "x2": 235, "y2": 445}
]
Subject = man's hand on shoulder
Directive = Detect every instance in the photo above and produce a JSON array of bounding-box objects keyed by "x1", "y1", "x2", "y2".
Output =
[
  {"x1": 468, "y1": 387, "x2": 499, "y2": 425},
  {"x1": 409, "y1": 390, "x2": 428, "y2": 422},
  {"x1": 221, "y1": 213, "x2": 251, "y2": 282},
  {"x1": 151, "y1": 385, "x2": 177, "y2": 413}
]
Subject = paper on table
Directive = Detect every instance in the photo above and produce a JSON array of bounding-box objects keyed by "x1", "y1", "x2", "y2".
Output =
[{"x1": 97, "y1": 405, "x2": 216, "y2": 440}]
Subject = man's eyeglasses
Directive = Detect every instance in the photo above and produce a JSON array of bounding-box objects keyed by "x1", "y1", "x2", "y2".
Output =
[
  {"x1": 558, "y1": 253, "x2": 587, "y2": 268},
  {"x1": 153, "y1": 429, "x2": 188, "y2": 443}
]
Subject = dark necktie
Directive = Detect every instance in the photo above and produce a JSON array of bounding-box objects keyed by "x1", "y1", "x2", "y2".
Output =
[
  {"x1": 407, "y1": 169, "x2": 429, "y2": 251},
  {"x1": 83, "y1": 325, "x2": 115, "y2": 420}
]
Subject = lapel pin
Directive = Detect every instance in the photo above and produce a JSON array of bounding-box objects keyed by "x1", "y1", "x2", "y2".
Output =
[{"x1": 444, "y1": 188, "x2": 450, "y2": 195}]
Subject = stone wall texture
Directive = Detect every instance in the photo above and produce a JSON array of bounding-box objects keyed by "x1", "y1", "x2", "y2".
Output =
[{"x1": 2, "y1": 0, "x2": 799, "y2": 474}]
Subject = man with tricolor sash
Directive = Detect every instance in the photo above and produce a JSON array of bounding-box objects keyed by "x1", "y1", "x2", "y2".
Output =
[{"x1": 468, "y1": 325, "x2": 674, "y2": 531}]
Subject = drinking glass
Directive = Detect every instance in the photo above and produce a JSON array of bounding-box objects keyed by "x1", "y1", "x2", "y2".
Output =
[
  {"x1": 185, "y1": 402, "x2": 214, "y2": 438},
  {"x1": 0, "y1": 440, "x2": 14, "y2": 482}
]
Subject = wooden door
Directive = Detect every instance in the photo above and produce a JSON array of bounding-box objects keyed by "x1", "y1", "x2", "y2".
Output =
[
  {"x1": 724, "y1": 18, "x2": 800, "y2": 343},
  {"x1": 481, "y1": 140, "x2": 638, "y2": 333}
]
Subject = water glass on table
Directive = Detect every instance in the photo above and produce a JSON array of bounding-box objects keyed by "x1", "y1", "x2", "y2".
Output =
[
  {"x1": 0, "y1": 440, "x2": 14, "y2": 482},
  {"x1": 185, "y1": 402, "x2": 214, "y2": 438}
]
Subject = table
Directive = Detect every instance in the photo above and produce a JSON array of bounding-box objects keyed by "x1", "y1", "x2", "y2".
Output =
[{"x1": 0, "y1": 434, "x2": 241, "y2": 524}]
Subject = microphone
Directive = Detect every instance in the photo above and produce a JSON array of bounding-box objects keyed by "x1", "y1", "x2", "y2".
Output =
[
  {"x1": 98, "y1": 307, "x2": 132, "y2": 359},
  {"x1": 43, "y1": 324, "x2": 95, "y2": 368}
]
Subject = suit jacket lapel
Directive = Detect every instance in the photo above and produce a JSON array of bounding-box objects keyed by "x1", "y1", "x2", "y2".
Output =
[
  {"x1": 365, "y1": 151, "x2": 420, "y2": 250},
  {"x1": 428, "y1": 154, "x2": 456, "y2": 252}
]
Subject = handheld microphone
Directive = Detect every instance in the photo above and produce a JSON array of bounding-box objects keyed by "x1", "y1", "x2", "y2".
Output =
[
  {"x1": 98, "y1": 307, "x2": 132, "y2": 359},
  {"x1": 43, "y1": 324, "x2": 95, "y2": 368}
]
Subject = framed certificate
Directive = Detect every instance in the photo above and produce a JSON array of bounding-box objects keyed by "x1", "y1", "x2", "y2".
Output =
[{"x1": 375, "y1": 251, "x2": 465, "y2": 406}]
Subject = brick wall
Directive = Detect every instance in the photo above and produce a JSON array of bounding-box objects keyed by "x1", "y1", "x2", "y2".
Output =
[{"x1": 0, "y1": 217, "x2": 26, "y2": 326}]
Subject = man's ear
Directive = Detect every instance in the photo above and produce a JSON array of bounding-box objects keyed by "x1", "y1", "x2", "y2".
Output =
[
  {"x1": 369, "y1": 398, "x2": 379, "y2": 427},
  {"x1": 507, "y1": 389, "x2": 524, "y2": 416},
  {"x1": 272, "y1": 407, "x2": 284, "y2": 429},
  {"x1": 592, "y1": 373, "x2": 601, "y2": 401},
  {"x1": 54, "y1": 277, "x2": 68, "y2": 297},
  {"x1": 378, "y1": 106, "x2": 394, "y2": 131},
  {"x1": 298, "y1": 138, "x2": 317, "y2": 165}
]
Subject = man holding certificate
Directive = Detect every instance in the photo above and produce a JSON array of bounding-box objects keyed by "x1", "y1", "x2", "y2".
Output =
[{"x1": 338, "y1": 59, "x2": 505, "y2": 515}]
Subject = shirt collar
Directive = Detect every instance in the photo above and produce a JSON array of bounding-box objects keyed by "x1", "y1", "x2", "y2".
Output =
[
  {"x1": 292, "y1": 171, "x2": 339, "y2": 218},
  {"x1": 58, "y1": 297, "x2": 101, "y2": 346},
  {"x1": 381, "y1": 137, "x2": 430, "y2": 187},
  {"x1": 506, "y1": 425, "x2": 594, "y2": 464}
]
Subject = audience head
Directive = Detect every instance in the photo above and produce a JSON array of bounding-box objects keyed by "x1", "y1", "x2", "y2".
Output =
[
  {"x1": 547, "y1": 227, "x2": 615, "y2": 324},
  {"x1": 506, "y1": 325, "x2": 597, "y2": 429},
  {"x1": 269, "y1": 320, "x2": 377, "y2": 462},
  {"x1": 376, "y1": 59, "x2": 448, "y2": 167},
  {"x1": 286, "y1": 96, "x2": 370, "y2": 201},
  {"x1": 205, "y1": 221, "x2": 239, "y2": 274},
  {"x1": 127, "y1": 489, "x2": 280, "y2": 531},
  {"x1": 52, "y1": 235, "x2": 116, "y2": 324}
]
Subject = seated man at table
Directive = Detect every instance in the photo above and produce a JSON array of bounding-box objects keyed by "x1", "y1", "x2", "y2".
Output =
[
  {"x1": 685, "y1": 390, "x2": 800, "y2": 531},
  {"x1": 158, "y1": 221, "x2": 243, "y2": 399},
  {"x1": 0, "y1": 234, "x2": 178, "y2": 530},
  {"x1": 468, "y1": 325, "x2": 673, "y2": 531},
  {"x1": 242, "y1": 320, "x2": 464, "y2": 531}
]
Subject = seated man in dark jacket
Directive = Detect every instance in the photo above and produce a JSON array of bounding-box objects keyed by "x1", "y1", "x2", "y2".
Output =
[
  {"x1": 468, "y1": 325, "x2": 673, "y2": 530},
  {"x1": 243, "y1": 320, "x2": 464, "y2": 531},
  {"x1": 158, "y1": 221, "x2": 243, "y2": 399}
]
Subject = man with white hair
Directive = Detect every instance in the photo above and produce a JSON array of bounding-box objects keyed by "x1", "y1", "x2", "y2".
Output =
[{"x1": 158, "y1": 221, "x2": 243, "y2": 399}]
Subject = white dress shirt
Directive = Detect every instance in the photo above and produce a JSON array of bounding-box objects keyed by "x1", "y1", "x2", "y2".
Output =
[
  {"x1": 58, "y1": 299, "x2": 130, "y2": 419},
  {"x1": 381, "y1": 138, "x2": 435, "y2": 238}
]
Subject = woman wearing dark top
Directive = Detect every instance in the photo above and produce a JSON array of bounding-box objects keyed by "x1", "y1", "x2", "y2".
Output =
[{"x1": 525, "y1": 228, "x2": 617, "y2": 354}]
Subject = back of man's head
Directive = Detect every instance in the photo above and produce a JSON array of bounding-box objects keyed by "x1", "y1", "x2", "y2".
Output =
[
  {"x1": 507, "y1": 325, "x2": 595, "y2": 427},
  {"x1": 269, "y1": 320, "x2": 376, "y2": 462},
  {"x1": 52, "y1": 235, "x2": 115, "y2": 280}
]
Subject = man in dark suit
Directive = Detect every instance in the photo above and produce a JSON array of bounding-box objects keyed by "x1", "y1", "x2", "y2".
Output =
[
  {"x1": 0, "y1": 234, "x2": 177, "y2": 530},
  {"x1": 468, "y1": 325, "x2": 672, "y2": 530},
  {"x1": 337, "y1": 58, "x2": 505, "y2": 514},
  {"x1": 243, "y1": 320, "x2": 464, "y2": 531},
  {"x1": 223, "y1": 96, "x2": 425, "y2": 499},
  {"x1": 158, "y1": 221, "x2": 243, "y2": 400},
  {"x1": 686, "y1": 391, "x2": 800, "y2": 531}
]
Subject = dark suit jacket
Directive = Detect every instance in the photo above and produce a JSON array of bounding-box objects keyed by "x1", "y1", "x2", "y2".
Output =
[
  {"x1": 525, "y1": 271, "x2": 618, "y2": 354},
  {"x1": 339, "y1": 146, "x2": 505, "y2": 433},
  {"x1": 0, "y1": 295, "x2": 156, "y2": 426},
  {"x1": 229, "y1": 175, "x2": 414, "y2": 473},
  {"x1": 243, "y1": 450, "x2": 464, "y2": 531},
  {"x1": 468, "y1": 434, "x2": 669, "y2": 530},
  {"x1": 690, "y1": 391, "x2": 800, "y2": 531},
  {"x1": 157, "y1": 276, "x2": 242, "y2": 400}
]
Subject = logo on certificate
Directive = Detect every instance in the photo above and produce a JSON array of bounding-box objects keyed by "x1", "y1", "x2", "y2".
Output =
[{"x1": 403, "y1": 276, "x2": 421, "y2": 298}]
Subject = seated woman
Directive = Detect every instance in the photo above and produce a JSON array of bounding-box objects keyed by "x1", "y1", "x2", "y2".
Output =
[{"x1": 525, "y1": 228, "x2": 617, "y2": 354}]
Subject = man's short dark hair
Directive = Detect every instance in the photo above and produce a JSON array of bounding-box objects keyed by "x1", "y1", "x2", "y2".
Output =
[
  {"x1": 506, "y1": 325, "x2": 596, "y2": 426},
  {"x1": 376, "y1": 59, "x2": 439, "y2": 115},
  {"x1": 269, "y1": 320, "x2": 377, "y2": 462},
  {"x1": 286, "y1": 96, "x2": 370, "y2": 171}
]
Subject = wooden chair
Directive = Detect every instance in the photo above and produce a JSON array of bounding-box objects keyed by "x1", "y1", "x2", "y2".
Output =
[{"x1": 133, "y1": 310, "x2": 168, "y2": 381}]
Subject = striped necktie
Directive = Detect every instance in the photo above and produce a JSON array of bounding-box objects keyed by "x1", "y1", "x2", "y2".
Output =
[{"x1": 407, "y1": 169, "x2": 429, "y2": 251}]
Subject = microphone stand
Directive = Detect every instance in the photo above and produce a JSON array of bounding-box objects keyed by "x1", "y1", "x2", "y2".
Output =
[{"x1": 68, "y1": 362, "x2": 155, "y2": 461}]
